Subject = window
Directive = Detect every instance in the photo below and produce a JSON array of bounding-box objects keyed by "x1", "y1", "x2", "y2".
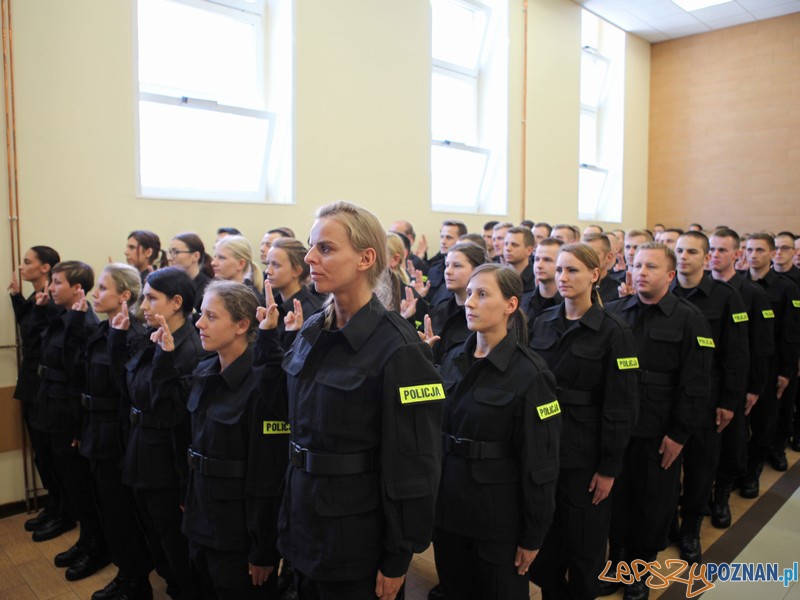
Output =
[
  {"x1": 578, "y1": 10, "x2": 625, "y2": 223},
  {"x1": 430, "y1": 0, "x2": 507, "y2": 214},
  {"x1": 135, "y1": 0, "x2": 276, "y2": 202}
]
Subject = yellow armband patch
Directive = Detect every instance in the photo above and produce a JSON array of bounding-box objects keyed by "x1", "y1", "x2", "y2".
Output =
[
  {"x1": 536, "y1": 400, "x2": 561, "y2": 420},
  {"x1": 399, "y1": 383, "x2": 445, "y2": 404},
  {"x1": 697, "y1": 337, "x2": 716, "y2": 348},
  {"x1": 793, "y1": 300, "x2": 800, "y2": 308},
  {"x1": 762, "y1": 309, "x2": 775, "y2": 319},
  {"x1": 616, "y1": 357, "x2": 639, "y2": 370},
  {"x1": 732, "y1": 312, "x2": 749, "y2": 323},
  {"x1": 263, "y1": 421, "x2": 291, "y2": 435}
]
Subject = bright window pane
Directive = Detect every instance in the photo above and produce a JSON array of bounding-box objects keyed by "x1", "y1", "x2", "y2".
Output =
[
  {"x1": 432, "y1": 0, "x2": 487, "y2": 71},
  {"x1": 579, "y1": 110, "x2": 598, "y2": 166},
  {"x1": 580, "y1": 51, "x2": 609, "y2": 108},
  {"x1": 432, "y1": 71, "x2": 478, "y2": 144},
  {"x1": 581, "y1": 10, "x2": 600, "y2": 50},
  {"x1": 138, "y1": 101, "x2": 269, "y2": 195},
  {"x1": 138, "y1": 0, "x2": 259, "y2": 105},
  {"x1": 578, "y1": 166, "x2": 607, "y2": 220},
  {"x1": 431, "y1": 145, "x2": 488, "y2": 209}
]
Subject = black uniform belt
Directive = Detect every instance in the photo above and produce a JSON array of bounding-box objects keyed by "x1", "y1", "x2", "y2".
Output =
[
  {"x1": 637, "y1": 370, "x2": 678, "y2": 387},
  {"x1": 557, "y1": 388, "x2": 597, "y2": 406},
  {"x1": 442, "y1": 434, "x2": 514, "y2": 460},
  {"x1": 129, "y1": 406, "x2": 171, "y2": 429},
  {"x1": 187, "y1": 448, "x2": 246, "y2": 478},
  {"x1": 81, "y1": 393, "x2": 118, "y2": 412},
  {"x1": 38, "y1": 365, "x2": 68, "y2": 383},
  {"x1": 289, "y1": 441, "x2": 375, "y2": 475}
]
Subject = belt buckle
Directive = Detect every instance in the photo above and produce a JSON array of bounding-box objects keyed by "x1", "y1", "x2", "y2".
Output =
[
  {"x1": 187, "y1": 449, "x2": 206, "y2": 474},
  {"x1": 290, "y1": 443, "x2": 305, "y2": 470},
  {"x1": 130, "y1": 407, "x2": 142, "y2": 425}
]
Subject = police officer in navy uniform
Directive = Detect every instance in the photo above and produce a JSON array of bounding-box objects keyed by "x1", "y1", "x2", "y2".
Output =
[
  {"x1": 30, "y1": 261, "x2": 109, "y2": 580},
  {"x1": 671, "y1": 232, "x2": 749, "y2": 564},
  {"x1": 741, "y1": 233, "x2": 800, "y2": 497},
  {"x1": 8, "y1": 246, "x2": 64, "y2": 535},
  {"x1": 71, "y1": 264, "x2": 153, "y2": 600},
  {"x1": 529, "y1": 244, "x2": 637, "y2": 600},
  {"x1": 434, "y1": 264, "x2": 560, "y2": 600},
  {"x1": 522, "y1": 238, "x2": 564, "y2": 326},
  {"x1": 603, "y1": 242, "x2": 712, "y2": 600},
  {"x1": 708, "y1": 228, "x2": 773, "y2": 528},
  {"x1": 182, "y1": 281, "x2": 290, "y2": 599},
  {"x1": 275, "y1": 202, "x2": 443, "y2": 600},
  {"x1": 110, "y1": 267, "x2": 204, "y2": 600},
  {"x1": 583, "y1": 233, "x2": 622, "y2": 304},
  {"x1": 425, "y1": 219, "x2": 468, "y2": 307}
]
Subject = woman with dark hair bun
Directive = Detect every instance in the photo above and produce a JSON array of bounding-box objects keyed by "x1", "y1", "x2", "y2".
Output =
[
  {"x1": 8, "y1": 245, "x2": 62, "y2": 534},
  {"x1": 433, "y1": 263, "x2": 560, "y2": 599},
  {"x1": 528, "y1": 243, "x2": 638, "y2": 600},
  {"x1": 109, "y1": 266, "x2": 203, "y2": 600},
  {"x1": 168, "y1": 232, "x2": 214, "y2": 315}
]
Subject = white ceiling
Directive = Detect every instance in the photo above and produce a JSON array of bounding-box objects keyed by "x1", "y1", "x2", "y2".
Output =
[{"x1": 573, "y1": 0, "x2": 800, "y2": 42}]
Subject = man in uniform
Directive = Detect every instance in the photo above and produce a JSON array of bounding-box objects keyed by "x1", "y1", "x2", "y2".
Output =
[
  {"x1": 533, "y1": 222, "x2": 552, "y2": 248},
  {"x1": 504, "y1": 227, "x2": 536, "y2": 294},
  {"x1": 602, "y1": 243, "x2": 712, "y2": 600},
  {"x1": 552, "y1": 224, "x2": 579, "y2": 244},
  {"x1": 491, "y1": 221, "x2": 514, "y2": 264},
  {"x1": 708, "y1": 228, "x2": 773, "y2": 527},
  {"x1": 741, "y1": 233, "x2": 800, "y2": 496},
  {"x1": 584, "y1": 233, "x2": 621, "y2": 304},
  {"x1": 522, "y1": 238, "x2": 563, "y2": 326},
  {"x1": 425, "y1": 220, "x2": 467, "y2": 307},
  {"x1": 482, "y1": 221, "x2": 500, "y2": 260},
  {"x1": 671, "y1": 232, "x2": 749, "y2": 563}
]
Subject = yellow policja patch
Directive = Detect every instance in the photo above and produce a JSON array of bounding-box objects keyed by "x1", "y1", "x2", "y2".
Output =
[
  {"x1": 399, "y1": 383, "x2": 445, "y2": 404},
  {"x1": 263, "y1": 421, "x2": 291, "y2": 435},
  {"x1": 732, "y1": 312, "x2": 749, "y2": 323},
  {"x1": 697, "y1": 337, "x2": 715, "y2": 348},
  {"x1": 616, "y1": 357, "x2": 639, "y2": 370},
  {"x1": 762, "y1": 310, "x2": 775, "y2": 319},
  {"x1": 536, "y1": 400, "x2": 561, "y2": 420}
]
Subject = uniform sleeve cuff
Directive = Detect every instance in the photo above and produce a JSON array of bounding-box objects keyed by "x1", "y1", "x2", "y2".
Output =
[{"x1": 379, "y1": 551, "x2": 411, "y2": 579}]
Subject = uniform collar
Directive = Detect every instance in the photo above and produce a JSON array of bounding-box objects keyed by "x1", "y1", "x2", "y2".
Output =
[
  {"x1": 198, "y1": 345, "x2": 254, "y2": 391},
  {"x1": 538, "y1": 302, "x2": 603, "y2": 331},
  {"x1": 673, "y1": 272, "x2": 713, "y2": 297},
  {"x1": 277, "y1": 287, "x2": 308, "y2": 314},
  {"x1": 459, "y1": 329, "x2": 518, "y2": 373},
  {"x1": 336, "y1": 294, "x2": 387, "y2": 352},
  {"x1": 619, "y1": 290, "x2": 677, "y2": 315},
  {"x1": 171, "y1": 318, "x2": 196, "y2": 349}
]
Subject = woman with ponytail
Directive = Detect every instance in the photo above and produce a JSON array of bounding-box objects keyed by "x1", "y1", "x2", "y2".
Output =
[
  {"x1": 528, "y1": 243, "x2": 638, "y2": 600},
  {"x1": 168, "y1": 232, "x2": 214, "y2": 315},
  {"x1": 432, "y1": 263, "x2": 560, "y2": 599},
  {"x1": 212, "y1": 235, "x2": 264, "y2": 301}
]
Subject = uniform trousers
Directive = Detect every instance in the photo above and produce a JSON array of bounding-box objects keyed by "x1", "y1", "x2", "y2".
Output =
[
  {"x1": 433, "y1": 530, "x2": 528, "y2": 600},
  {"x1": 49, "y1": 433, "x2": 103, "y2": 543},
  {"x1": 748, "y1": 364, "x2": 783, "y2": 468},
  {"x1": 680, "y1": 426, "x2": 721, "y2": 517},
  {"x1": 609, "y1": 437, "x2": 682, "y2": 555},
  {"x1": 292, "y1": 570, "x2": 380, "y2": 600},
  {"x1": 772, "y1": 374, "x2": 798, "y2": 453},
  {"x1": 27, "y1": 424, "x2": 69, "y2": 518},
  {"x1": 133, "y1": 487, "x2": 200, "y2": 600},
  {"x1": 716, "y1": 403, "x2": 747, "y2": 486},
  {"x1": 92, "y1": 457, "x2": 151, "y2": 577},
  {"x1": 190, "y1": 543, "x2": 277, "y2": 600},
  {"x1": 530, "y1": 468, "x2": 611, "y2": 600}
]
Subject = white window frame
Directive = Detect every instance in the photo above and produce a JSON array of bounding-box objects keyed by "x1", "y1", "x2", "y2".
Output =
[
  {"x1": 134, "y1": 0, "x2": 275, "y2": 203},
  {"x1": 431, "y1": 0, "x2": 500, "y2": 214}
]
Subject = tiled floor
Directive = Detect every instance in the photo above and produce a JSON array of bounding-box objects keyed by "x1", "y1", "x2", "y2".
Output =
[{"x1": 1, "y1": 447, "x2": 798, "y2": 600}]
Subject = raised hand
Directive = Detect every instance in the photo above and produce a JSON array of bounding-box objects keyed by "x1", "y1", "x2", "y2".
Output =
[
  {"x1": 284, "y1": 298, "x2": 304, "y2": 332},
  {"x1": 256, "y1": 281, "x2": 279, "y2": 330},
  {"x1": 411, "y1": 269, "x2": 430, "y2": 298},
  {"x1": 7, "y1": 270, "x2": 20, "y2": 294},
  {"x1": 399, "y1": 286, "x2": 418, "y2": 320},
  {"x1": 414, "y1": 234, "x2": 428, "y2": 259},
  {"x1": 419, "y1": 314, "x2": 440, "y2": 347},
  {"x1": 150, "y1": 314, "x2": 175, "y2": 351},
  {"x1": 72, "y1": 289, "x2": 88, "y2": 312},
  {"x1": 35, "y1": 290, "x2": 50, "y2": 306},
  {"x1": 111, "y1": 302, "x2": 130, "y2": 330},
  {"x1": 617, "y1": 270, "x2": 634, "y2": 298}
]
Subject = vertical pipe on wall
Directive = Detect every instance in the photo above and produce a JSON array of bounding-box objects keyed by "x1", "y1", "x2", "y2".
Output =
[
  {"x1": 520, "y1": 0, "x2": 528, "y2": 221},
  {"x1": 2, "y1": 0, "x2": 37, "y2": 512}
]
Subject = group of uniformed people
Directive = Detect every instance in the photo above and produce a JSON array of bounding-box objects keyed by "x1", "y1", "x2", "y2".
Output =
[{"x1": 8, "y1": 205, "x2": 800, "y2": 600}]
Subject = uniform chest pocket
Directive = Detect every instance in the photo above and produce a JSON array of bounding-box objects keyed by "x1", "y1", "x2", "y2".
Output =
[
  {"x1": 313, "y1": 367, "x2": 368, "y2": 434},
  {"x1": 646, "y1": 327, "x2": 683, "y2": 372},
  {"x1": 471, "y1": 388, "x2": 517, "y2": 439},
  {"x1": 566, "y1": 344, "x2": 606, "y2": 386}
]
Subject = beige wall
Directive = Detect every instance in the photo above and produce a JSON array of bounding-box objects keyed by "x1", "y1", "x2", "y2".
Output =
[
  {"x1": 648, "y1": 13, "x2": 800, "y2": 233},
  {"x1": 0, "y1": 0, "x2": 652, "y2": 503}
]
